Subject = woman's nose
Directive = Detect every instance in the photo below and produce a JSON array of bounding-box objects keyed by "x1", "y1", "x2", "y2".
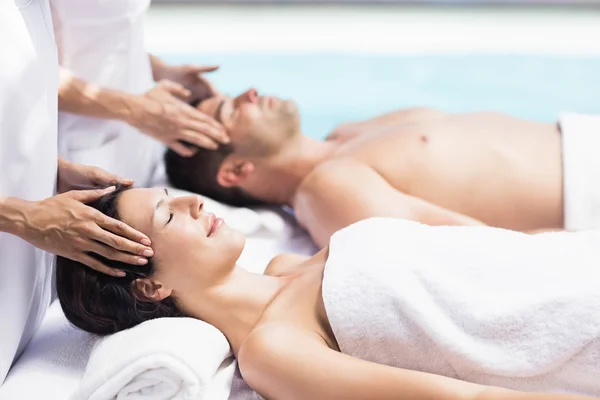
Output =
[
  {"x1": 172, "y1": 195, "x2": 204, "y2": 219},
  {"x1": 234, "y1": 88, "x2": 258, "y2": 106}
]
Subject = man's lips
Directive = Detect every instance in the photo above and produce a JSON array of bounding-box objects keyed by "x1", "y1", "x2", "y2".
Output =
[{"x1": 262, "y1": 96, "x2": 277, "y2": 109}]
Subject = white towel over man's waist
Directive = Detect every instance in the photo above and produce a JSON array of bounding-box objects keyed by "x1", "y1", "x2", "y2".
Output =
[
  {"x1": 323, "y1": 218, "x2": 600, "y2": 396},
  {"x1": 561, "y1": 112, "x2": 600, "y2": 231}
]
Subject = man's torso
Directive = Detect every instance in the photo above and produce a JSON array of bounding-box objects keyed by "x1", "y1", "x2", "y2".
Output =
[{"x1": 325, "y1": 111, "x2": 563, "y2": 231}]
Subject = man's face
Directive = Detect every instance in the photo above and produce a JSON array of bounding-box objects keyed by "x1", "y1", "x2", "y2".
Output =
[{"x1": 198, "y1": 88, "x2": 300, "y2": 155}]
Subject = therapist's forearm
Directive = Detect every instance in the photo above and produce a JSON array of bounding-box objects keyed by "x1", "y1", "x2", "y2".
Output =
[
  {"x1": 58, "y1": 67, "x2": 137, "y2": 122},
  {"x1": 149, "y1": 54, "x2": 169, "y2": 82},
  {"x1": 0, "y1": 196, "x2": 31, "y2": 236}
]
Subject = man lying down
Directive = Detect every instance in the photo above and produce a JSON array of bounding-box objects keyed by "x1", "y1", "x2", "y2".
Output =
[{"x1": 165, "y1": 88, "x2": 596, "y2": 247}]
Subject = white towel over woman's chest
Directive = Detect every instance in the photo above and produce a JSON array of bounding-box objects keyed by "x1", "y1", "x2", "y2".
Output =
[{"x1": 322, "y1": 218, "x2": 600, "y2": 396}]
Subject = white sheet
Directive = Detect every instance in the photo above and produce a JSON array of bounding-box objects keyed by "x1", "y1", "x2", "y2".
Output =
[
  {"x1": 0, "y1": 300, "x2": 93, "y2": 400},
  {"x1": 0, "y1": 188, "x2": 316, "y2": 400}
]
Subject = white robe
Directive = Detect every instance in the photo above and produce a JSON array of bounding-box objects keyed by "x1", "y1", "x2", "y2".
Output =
[
  {"x1": 51, "y1": 0, "x2": 165, "y2": 187},
  {"x1": 0, "y1": 0, "x2": 58, "y2": 386}
]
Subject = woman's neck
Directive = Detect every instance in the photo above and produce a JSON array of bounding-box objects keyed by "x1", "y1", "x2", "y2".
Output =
[{"x1": 182, "y1": 267, "x2": 288, "y2": 355}]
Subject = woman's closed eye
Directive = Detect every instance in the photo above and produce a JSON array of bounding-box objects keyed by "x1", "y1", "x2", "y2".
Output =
[{"x1": 166, "y1": 212, "x2": 174, "y2": 226}]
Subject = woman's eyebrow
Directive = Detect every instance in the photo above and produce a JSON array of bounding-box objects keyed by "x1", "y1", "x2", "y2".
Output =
[{"x1": 152, "y1": 189, "x2": 169, "y2": 221}]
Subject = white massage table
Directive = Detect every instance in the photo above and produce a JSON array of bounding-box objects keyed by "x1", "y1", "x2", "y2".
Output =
[{"x1": 0, "y1": 189, "x2": 316, "y2": 400}]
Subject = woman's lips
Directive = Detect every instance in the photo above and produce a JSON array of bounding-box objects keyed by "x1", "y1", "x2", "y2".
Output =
[{"x1": 208, "y1": 217, "x2": 223, "y2": 237}]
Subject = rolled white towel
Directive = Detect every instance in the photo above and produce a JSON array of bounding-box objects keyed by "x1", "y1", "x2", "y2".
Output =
[{"x1": 73, "y1": 318, "x2": 235, "y2": 400}]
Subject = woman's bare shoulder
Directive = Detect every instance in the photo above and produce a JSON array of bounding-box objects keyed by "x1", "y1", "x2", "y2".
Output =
[
  {"x1": 264, "y1": 247, "x2": 329, "y2": 277},
  {"x1": 264, "y1": 253, "x2": 311, "y2": 276},
  {"x1": 238, "y1": 323, "x2": 328, "y2": 395}
]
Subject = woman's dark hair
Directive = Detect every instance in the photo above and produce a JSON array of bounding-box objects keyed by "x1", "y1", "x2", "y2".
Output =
[
  {"x1": 55, "y1": 185, "x2": 184, "y2": 335},
  {"x1": 164, "y1": 145, "x2": 266, "y2": 208}
]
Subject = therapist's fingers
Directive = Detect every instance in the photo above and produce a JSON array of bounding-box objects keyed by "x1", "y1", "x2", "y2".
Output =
[
  {"x1": 88, "y1": 167, "x2": 134, "y2": 188},
  {"x1": 183, "y1": 104, "x2": 224, "y2": 131},
  {"x1": 170, "y1": 141, "x2": 199, "y2": 157},
  {"x1": 199, "y1": 77, "x2": 220, "y2": 97},
  {"x1": 181, "y1": 115, "x2": 227, "y2": 142},
  {"x1": 68, "y1": 189, "x2": 152, "y2": 248},
  {"x1": 181, "y1": 129, "x2": 220, "y2": 150},
  {"x1": 86, "y1": 241, "x2": 148, "y2": 266},
  {"x1": 93, "y1": 216, "x2": 154, "y2": 255},
  {"x1": 182, "y1": 107, "x2": 229, "y2": 145},
  {"x1": 76, "y1": 253, "x2": 126, "y2": 278},
  {"x1": 187, "y1": 65, "x2": 219, "y2": 75},
  {"x1": 158, "y1": 79, "x2": 191, "y2": 100},
  {"x1": 68, "y1": 186, "x2": 116, "y2": 203}
]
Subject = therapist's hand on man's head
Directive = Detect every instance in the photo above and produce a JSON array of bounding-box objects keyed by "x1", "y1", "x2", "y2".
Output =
[
  {"x1": 127, "y1": 79, "x2": 229, "y2": 157},
  {"x1": 18, "y1": 186, "x2": 154, "y2": 278},
  {"x1": 158, "y1": 64, "x2": 220, "y2": 104}
]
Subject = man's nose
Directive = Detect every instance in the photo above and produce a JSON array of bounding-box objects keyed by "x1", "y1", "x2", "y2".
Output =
[{"x1": 234, "y1": 88, "x2": 258, "y2": 106}]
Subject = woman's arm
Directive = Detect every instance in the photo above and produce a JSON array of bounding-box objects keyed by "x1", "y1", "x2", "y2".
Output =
[{"x1": 239, "y1": 326, "x2": 595, "y2": 400}]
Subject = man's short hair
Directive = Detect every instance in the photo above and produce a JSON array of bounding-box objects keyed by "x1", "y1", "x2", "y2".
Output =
[
  {"x1": 165, "y1": 98, "x2": 265, "y2": 207},
  {"x1": 164, "y1": 145, "x2": 265, "y2": 207}
]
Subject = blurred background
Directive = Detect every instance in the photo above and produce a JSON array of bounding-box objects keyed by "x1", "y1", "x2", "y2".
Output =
[{"x1": 148, "y1": 0, "x2": 600, "y2": 139}]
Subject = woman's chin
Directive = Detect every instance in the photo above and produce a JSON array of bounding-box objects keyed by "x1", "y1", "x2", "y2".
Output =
[
  {"x1": 213, "y1": 223, "x2": 246, "y2": 248},
  {"x1": 230, "y1": 230, "x2": 247, "y2": 258}
]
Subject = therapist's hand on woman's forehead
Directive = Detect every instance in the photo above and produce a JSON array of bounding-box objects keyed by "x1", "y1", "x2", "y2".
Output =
[
  {"x1": 15, "y1": 160, "x2": 155, "y2": 277},
  {"x1": 20, "y1": 187, "x2": 153, "y2": 277}
]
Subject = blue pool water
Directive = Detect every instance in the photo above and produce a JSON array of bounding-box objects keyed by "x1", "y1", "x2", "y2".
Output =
[{"x1": 164, "y1": 53, "x2": 600, "y2": 140}]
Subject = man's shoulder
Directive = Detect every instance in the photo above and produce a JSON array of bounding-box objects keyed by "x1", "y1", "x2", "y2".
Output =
[
  {"x1": 292, "y1": 159, "x2": 364, "y2": 224},
  {"x1": 298, "y1": 158, "x2": 367, "y2": 195}
]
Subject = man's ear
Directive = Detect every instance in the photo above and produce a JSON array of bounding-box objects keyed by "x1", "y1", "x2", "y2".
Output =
[
  {"x1": 132, "y1": 279, "x2": 172, "y2": 302},
  {"x1": 216, "y1": 158, "x2": 255, "y2": 188}
]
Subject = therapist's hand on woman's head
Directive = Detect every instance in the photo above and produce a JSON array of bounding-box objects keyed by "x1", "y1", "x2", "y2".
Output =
[
  {"x1": 18, "y1": 187, "x2": 154, "y2": 277},
  {"x1": 127, "y1": 80, "x2": 229, "y2": 156},
  {"x1": 57, "y1": 158, "x2": 134, "y2": 194}
]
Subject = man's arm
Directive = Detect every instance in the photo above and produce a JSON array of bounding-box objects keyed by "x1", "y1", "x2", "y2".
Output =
[
  {"x1": 294, "y1": 159, "x2": 484, "y2": 248},
  {"x1": 240, "y1": 326, "x2": 592, "y2": 400},
  {"x1": 526, "y1": 228, "x2": 566, "y2": 234}
]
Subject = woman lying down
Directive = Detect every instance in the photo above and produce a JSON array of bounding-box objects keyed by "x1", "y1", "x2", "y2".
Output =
[{"x1": 56, "y1": 186, "x2": 600, "y2": 400}]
